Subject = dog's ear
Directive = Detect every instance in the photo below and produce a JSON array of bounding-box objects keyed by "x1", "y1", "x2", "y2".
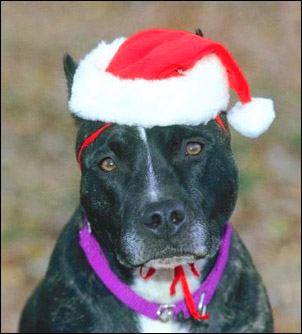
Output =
[
  {"x1": 63, "y1": 53, "x2": 78, "y2": 98},
  {"x1": 219, "y1": 111, "x2": 228, "y2": 125},
  {"x1": 63, "y1": 54, "x2": 84, "y2": 128},
  {"x1": 195, "y1": 28, "x2": 204, "y2": 37}
]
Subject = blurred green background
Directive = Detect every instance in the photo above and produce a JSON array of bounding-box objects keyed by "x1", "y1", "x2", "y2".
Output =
[{"x1": 1, "y1": 1, "x2": 301, "y2": 333}]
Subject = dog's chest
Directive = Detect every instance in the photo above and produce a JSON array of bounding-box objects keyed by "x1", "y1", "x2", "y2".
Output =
[
  {"x1": 137, "y1": 315, "x2": 189, "y2": 333},
  {"x1": 131, "y1": 265, "x2": 203, "y2": 333}
]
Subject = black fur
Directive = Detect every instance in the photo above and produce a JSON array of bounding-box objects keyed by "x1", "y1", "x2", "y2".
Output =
[
  {"x1": 195, "y1": 28, "x2": 204, "y2": 37},
  {"x1": 63, "y1": 53, "x2": 77, "y2": 98}
]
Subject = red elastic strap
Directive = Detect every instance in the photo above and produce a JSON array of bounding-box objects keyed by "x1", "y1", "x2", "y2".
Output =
[
  {"x1": 170, "y1": 266, "x2": 182, "y2": 295},
  {"x1": 189, "y1": 263, "x2": 200, "y2": 277},
  {"x1": 170, "y1": 265, "x2": 209, "y2": 320},
  {"x1": 77, "y1": 122, "x2": 114, "y2": 171},
  {"x1": 139, "y1": 266, "x2": 156, "y2": 280},
  {"x1": 171, "y1": 264, "x2": 199, "y2": 295},
  {"x1": 215, "y1": 115, "x2": 228, "y2": 134}
]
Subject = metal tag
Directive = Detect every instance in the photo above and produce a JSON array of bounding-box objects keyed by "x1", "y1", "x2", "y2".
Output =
[{"x1": 157, "y1": 304, "x2": 175, "y2": 322}]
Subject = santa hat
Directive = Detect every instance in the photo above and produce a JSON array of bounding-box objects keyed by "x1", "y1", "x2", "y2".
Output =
[{"x1": 69, "y1": 28, "x2": 275, "y2": 138}]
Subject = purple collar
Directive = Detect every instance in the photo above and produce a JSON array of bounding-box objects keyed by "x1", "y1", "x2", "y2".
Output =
[{"x1": 79, "y1": 218, "x2": 232, "y2": 322}]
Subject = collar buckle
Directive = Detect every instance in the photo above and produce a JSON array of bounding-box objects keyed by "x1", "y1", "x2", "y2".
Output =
[
  {"x1": 157, "y1": 304, "x2": 175, "y2": 322},
  {"x1": 87, "y1": 221, "x2": 92, "y2": 234},
  {"x1": 197, "y1": 292, "x2": 207, "y2": 319}
]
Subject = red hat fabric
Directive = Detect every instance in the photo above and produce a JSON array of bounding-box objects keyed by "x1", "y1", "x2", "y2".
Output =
[
  {"x1": 106, "y1": 29, "x2": 251, "y2": 103},
  {"x1": 69, "y1": 28, "x2": 275, "y2": 137}
]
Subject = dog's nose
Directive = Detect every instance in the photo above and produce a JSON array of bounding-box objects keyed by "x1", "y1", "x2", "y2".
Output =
[{"x1": 142, "y1": 200, "x2": 186, "y2": 237}]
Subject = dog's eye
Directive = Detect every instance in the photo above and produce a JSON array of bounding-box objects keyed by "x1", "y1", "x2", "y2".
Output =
[
  {"x1": 186, "y1": 142, "x2": 204, "y2": 156},
  {"x1": 99, "y1": 157, "x2": 117, "y2": 172}
]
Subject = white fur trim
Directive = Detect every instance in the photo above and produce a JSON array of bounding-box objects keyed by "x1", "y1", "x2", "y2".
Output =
[
  {"x1": 227, "y1": 98, "x2": 275, "y2": 138},
  {"x1": 69, "y1": 38, "x2": 229, "y2": 127}
]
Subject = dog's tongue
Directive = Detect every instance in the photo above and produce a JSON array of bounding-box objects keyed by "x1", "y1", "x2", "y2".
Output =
[{"x1": 139, "y1": 263, "x2": 209, "y2": 320}]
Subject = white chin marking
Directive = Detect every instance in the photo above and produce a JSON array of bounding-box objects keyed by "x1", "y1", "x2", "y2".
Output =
[{"x1": 144, "y1": 255, "x2": 196, "y2": 269}]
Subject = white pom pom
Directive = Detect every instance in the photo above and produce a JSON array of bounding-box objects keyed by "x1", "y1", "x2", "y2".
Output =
[{"x1": 227, "y1": 97, "x2": 275, "y2": 138}]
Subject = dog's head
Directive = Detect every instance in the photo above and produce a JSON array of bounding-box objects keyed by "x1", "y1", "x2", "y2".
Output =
[
  {"x1": 64, "y1": 52, "x2": 238, "y2": 268},
  {"x1": 62, "y1": 28, "x2": 275, "y2": 270},
  {"x1": 63, "y1": 48, "x2": 238, "y2": 270}
]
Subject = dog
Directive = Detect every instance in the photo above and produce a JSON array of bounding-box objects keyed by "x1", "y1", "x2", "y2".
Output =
[{"x1": 19, "y1": 29, "x2": 274, "y2": 333}]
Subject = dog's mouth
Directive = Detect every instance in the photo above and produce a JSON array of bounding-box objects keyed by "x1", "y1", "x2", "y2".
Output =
[
  {"x1": 143, "y1": 255, "x2": 198, "y2": 269},
  {"x1": 139, "y1": 247, "x2": 208, "y2": 269},
  {"x1": 118, "y1": 235, "x2": 210, "y2": 268},
  {"x1": 116, "y1": 250, "x2": 207, "y2": 269}
]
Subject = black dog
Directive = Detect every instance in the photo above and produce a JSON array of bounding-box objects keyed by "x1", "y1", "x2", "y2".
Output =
[{"x1": 19, "y1": 30, "x2": 273, "y2": 333}]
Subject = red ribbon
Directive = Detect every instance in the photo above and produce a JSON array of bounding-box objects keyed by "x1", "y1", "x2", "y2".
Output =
[
  {"x1": 77, "y1": 122, "x2": 114, "y2": 170},
  {"x1": 139, "y1": 266, "x2": 156, "y2": 280},
  {"x1": 170, "y1": 265, "x2": 209, "y2": 320},
  {"x1": 215, "y1": 115, "x2": 228, "y2": 134},
  {"x1": 189, "y1": 263, "x2": 200, "y2": 277}
]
